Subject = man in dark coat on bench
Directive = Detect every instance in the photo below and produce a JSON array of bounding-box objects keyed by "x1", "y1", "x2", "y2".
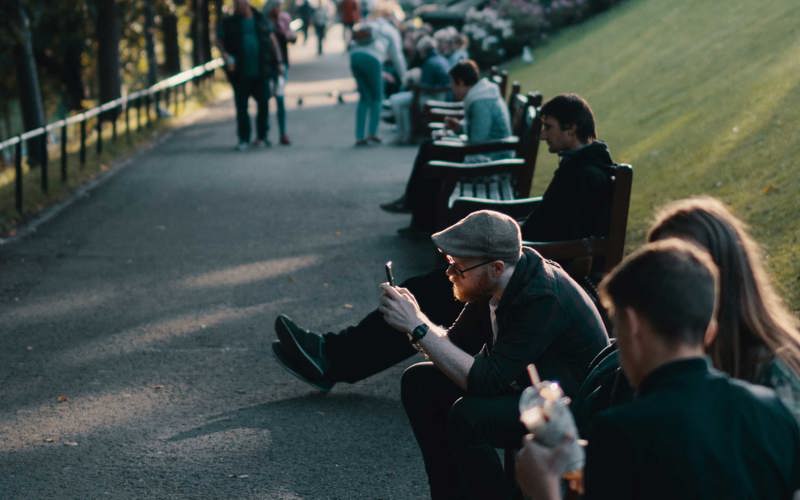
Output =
[{"x1": 272, "y1": 93, "x2": 616, "y2": 392}]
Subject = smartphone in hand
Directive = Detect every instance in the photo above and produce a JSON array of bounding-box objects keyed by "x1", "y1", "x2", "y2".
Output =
[{"x1": 385, "y1": 261, "x2": 395, "y2": 286}]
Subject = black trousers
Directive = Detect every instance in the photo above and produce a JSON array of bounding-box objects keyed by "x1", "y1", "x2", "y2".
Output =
[
  {"x1": 323, "y1": 266, "x2": 466, "y2": 383},
  {"x1": 401, "y1": 363, "x2": 526, "y2": 500},
  {"x1": 233, "y1": 77, "x2": 270, "y2": 143},
  {"x1": 404, "y1": 140, "x2": 466, "y2": 232}
]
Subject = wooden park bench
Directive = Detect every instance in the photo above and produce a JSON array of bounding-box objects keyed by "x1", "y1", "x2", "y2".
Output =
[
  {"x1": 451, "y1": 163, "x2": 634, "y2": 281},
  {"x1": 421, "y1": 91, "x2": 544, "y2": 231}
]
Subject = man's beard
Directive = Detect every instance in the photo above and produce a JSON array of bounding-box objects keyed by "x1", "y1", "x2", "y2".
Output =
[{"x1": 452, "y1": 273, "x2": 493, "y2": 303}]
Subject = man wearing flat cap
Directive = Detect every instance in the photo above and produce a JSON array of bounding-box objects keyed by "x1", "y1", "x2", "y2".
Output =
[{"x1": 378, "y1": 210, "x2": 609, "y2": 500}]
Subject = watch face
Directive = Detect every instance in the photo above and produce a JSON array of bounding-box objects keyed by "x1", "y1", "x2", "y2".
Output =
[{"x1": 412, "y1": 324, "x2": 428, "y2": 341}]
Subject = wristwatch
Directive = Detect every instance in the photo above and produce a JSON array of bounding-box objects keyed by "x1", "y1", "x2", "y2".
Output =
[{"x1": 408, "y1": 323, "x2": 429, "y2": 343}]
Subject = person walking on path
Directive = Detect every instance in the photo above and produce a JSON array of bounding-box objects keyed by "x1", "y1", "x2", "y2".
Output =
[
  {"x1": 348, "y1": 23, "x2": 387, "y2": 146},
  {"x1": 217, "y1": 0, "x2": 283, "y2": 150},
  {"x1": 265, "y1": 0, "x2": 296, "y2": 146},
  {"x1": 312, "y1": 0, "x2": 333, "y2": 56},
  {"x1": 296, "y1": 0, "x2": 314, "y2": 45},
  {"x1": 339, "y1": 0, "x2": 360, "y2": 42}
]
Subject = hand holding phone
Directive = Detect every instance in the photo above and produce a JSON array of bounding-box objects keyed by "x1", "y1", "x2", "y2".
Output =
[{"x1": 385, "y1": 261, "x2": 395, "y2": 286}]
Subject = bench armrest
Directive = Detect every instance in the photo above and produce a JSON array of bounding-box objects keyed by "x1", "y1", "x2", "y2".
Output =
[
  {"x1": 425, "y1": 100, "x2": 462, "y2": 110},
  {"x1": 450, "y1": 196, "x2": 542, "y2": 222},
  {"x1": 431, "y1": 136, "x2": 519, "y2": 155},
  {"x1": 426, "y1": 158, "x2": 525, "y2": 179}
]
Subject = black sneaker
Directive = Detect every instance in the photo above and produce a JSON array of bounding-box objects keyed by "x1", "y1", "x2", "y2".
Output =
[
  {"x1": 272, "y1": 342, "x2": 334, "y2": 392},
  {"x1": 274, "y1": 314, "x2": 329, "y2": 378},
  {"x1": 380, "y1": 196, "x2": 410, "y2": 214}
]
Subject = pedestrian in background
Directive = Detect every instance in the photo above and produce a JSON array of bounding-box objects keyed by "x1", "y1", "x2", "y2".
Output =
[
  {"x1": 348, "y1": 23, "x2": 386, "y2": 146},
  {"x1": 296, "y1": 0, "x2": 314, "y2": 44},
  {"x1": 312, "y1": 0, "x2": 333, "y2": 56},
  {"x1": 265, "y1": 0, "x2": 297, "y2": 145},
  {"x1": 216, "y1": 0, "x2": 283, "y2": 150},
  {"x1": 339, "y1": 0, "x2": 360, "y2": 43}
]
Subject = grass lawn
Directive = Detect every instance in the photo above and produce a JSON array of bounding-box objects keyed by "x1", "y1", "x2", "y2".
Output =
[{"x1": 508, "y1": 0, "x2": 800, "y2": 311}]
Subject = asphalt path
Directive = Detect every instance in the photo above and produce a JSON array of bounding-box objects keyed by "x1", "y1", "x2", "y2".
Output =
[{"x1": 0, "y1": 31, "x2": 440, "y2": 499}]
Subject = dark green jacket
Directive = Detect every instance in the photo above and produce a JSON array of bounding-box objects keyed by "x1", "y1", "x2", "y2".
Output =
[
  {"x1": 218, "y1": 8, "x2": 281, "y2": 81},
  {"x1": 448, "y1": 247, "x2": 609, "y2": 398},
  {"x1": 585, "y1": 357, "x2": 800, "y2": 500}
]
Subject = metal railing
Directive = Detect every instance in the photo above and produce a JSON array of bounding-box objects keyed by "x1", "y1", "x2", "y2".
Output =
[{"x1": 0, "y1": 58, "x2": 224, "y2": 214}]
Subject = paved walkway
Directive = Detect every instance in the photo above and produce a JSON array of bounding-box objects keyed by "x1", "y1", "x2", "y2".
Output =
[{"x1": 0, "y1": 30, "x2": 439, "y2": 499}]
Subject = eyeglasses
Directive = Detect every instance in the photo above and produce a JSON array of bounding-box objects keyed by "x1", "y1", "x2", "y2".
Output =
[{"x1": 446, "y1": 256, "x2": 494, "y2": 278}]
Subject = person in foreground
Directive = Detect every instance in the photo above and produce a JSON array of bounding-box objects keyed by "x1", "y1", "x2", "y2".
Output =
[
  {"x1": 515, "y1": 239, "x2": 800, "y2": 500},
  {"x1": 271, "y1": 93, "x2": 616, "y2": 392},
  {"x1": 379, "y1": 210, "x2": 608, "y2": 499}
]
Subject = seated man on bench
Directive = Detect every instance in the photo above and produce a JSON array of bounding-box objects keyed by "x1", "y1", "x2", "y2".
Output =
[
  {"x1": 272, "y1": 93, "x2": 616, "y2": 392},
  {"x1": 380, "y1": 59, "x2": 512, "y2": 234}
]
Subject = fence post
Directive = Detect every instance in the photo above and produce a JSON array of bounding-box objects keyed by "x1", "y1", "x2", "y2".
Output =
[
  {"x1": 154, "y1": 91, "x2": 160, "y2": 122},
  {"x1": 15, "y1": 140, "x2": 23, "y2": 213},
  {"x1": 96, "y1": 115, "x2": 103, "y2": 155},
  {"x1": 80, "y1": 119, "x2": 86, "y2": 166},
  {"x1": 111, "y1": 108, "x2": 117, "y2": 142},
  {"x1": 125, "y1": 101, "x2": 130, "y2": 142},
  {"x1": 145, "y1": 95, "x2": 152, "y2": 127},
  {"x1": 136, "y1": 98, "x2": 141, "y2": 131},
  {"x1": 61, "y1": 123, "x2": 67, "y2": 182},
  {"x1": 40, "y1": 133, "x2": 48, "y2": 193}
]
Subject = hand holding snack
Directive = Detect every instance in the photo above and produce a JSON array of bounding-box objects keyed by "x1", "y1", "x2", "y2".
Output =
[{"x1": 518, "y1": 364, "x2": 585, "y2": 474}]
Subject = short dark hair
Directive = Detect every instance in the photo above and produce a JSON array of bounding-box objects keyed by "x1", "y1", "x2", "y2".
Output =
[
  {"x1": 540, "y1": 93, "x2": 597, "y2": 143},
  {"x1": 599, "y1": 239, "x2": 719, "y2": 346},
  {"x1": 448, "y1": 60, "x2": 480, "y2": 86}
]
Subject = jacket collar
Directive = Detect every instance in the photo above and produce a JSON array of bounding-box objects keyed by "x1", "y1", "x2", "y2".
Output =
[
  {"x1": 637, "y1": 357, "x2": 711, "y2": 397},
  {"x1": 496, "y1": 247, "x2": 543, "y2": 314}
]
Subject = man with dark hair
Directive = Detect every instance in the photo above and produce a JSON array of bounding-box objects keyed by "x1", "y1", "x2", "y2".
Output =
[
  {"x1": 216, "y1": 0, "x2": 283, "y2": 150},
  {"x1": 272, "y1": 93, "x2": 615, "y2": 393},
  {"x1": 515, "y1": 240, "x2": 800, "y2": 500},
  {"x1": 380, "y1": 58, "x2": 512, "y2": 228},
  {"x1": 379, "y1": 210, "x2": 608, "y2": 499}
]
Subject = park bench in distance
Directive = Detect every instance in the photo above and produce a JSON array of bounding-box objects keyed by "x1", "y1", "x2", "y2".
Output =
[
  {"x1": 422, "y1": 91, "x2": 543, "y2": 231},
  {"x1": 421, "y1": 69, "x2": 511, "y2": 130}
]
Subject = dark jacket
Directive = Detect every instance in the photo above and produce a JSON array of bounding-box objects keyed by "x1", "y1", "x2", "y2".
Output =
[
  {"x1": 585, "y1": 358, "x2": 800, "y2": 500},
  {"x1": 521, "y1": 141, "x2": 614, "y2": 242},
  {"x1": 447, "y1": 247, "x2": 609, "y2": 398},
  {"x1": 218, "y1": 8, "x2": 282, "y2": 81},
  {"x1": 419, "y1": 52, "x2": 451, "y2": 89}
]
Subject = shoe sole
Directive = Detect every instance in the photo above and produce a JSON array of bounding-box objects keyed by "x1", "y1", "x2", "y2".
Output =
[
  {"x1": 275, "y1": 315, "x2": 327, "y2": 377},
  {"x1": 272, "y1": 343, "x2": 333, "y2": 393}
]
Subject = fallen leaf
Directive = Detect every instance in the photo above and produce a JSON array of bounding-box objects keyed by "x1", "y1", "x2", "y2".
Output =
[
  {"x1": 26, "y1": 346, "x2": 33, "y2": 351},
  {"x1": 237, "y1": 474, "x2": 249, "y2": 479},
  {"x1": 762, "y1": 184, "x2": 777, "y2": 194},
  {"x1": 152, "y1": 385, "x2": 164, "y2": 391},
  {"x1": 64, "y1": 441, "x2": 79, "y2": 447},
  {"x1": 343, "y1": 303, "x2": 353, "y2": 309},
  {"x1": 43, "y1": 437, "x2": 55, "y2": 443},
  {"x1": 335, "y1": 230, "x2": 342, "y2": 237},
  {"x1": 57, "y1": 395, "x2": 68, "y2": 403}
]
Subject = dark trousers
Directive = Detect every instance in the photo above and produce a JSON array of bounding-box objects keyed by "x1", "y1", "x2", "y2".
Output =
[
  {"x1": 314, "y1": 23, "x2": 326, "y2": 55},
  {"x1": 323, "y1": 267, "x2": 466, "y2": 383},
  {"x1": 233, "y1": 77, "x2": 270, "y2": 143},
  {"x1": 401, "y1": 363, "x2": 526, "y2": 500},
  {"x1": 405, "y1": 140, "x2": 466, "y2": 232}
]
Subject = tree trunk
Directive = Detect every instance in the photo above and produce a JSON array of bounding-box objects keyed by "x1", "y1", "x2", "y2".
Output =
[
  {"x1": 96, "y1": 0, "x2": 122, "y2": 113},
  {"x1": 62, "y1": 38, "x2": 86, "y2": 111},
  {"x1": 144, "y1": 0, "x2": 158, "y2": 85},
  {"x1": 12, "y1": 0, "x2": 46, "y2": 165},
  {"x1": 161, "y1": 5, "x2": 181, "y2": 75},
  {"x1": 191, "y1": 0, "x2": 211, "y2": 66}
]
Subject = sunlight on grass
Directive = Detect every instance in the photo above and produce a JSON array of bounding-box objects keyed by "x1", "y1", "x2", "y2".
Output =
[{"x1": 509, "y1": 0, "x2": 800, "y2": 310}]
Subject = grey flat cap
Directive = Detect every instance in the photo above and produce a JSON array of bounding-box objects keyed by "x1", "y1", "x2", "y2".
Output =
[{"x1": 431, "y1": 210, "x2": 522, "y2": 262}]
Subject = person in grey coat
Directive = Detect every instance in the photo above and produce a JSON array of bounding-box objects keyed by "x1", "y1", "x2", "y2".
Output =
[{"x1": 380, "y1": 60, "x2": 513, "y2": 232}]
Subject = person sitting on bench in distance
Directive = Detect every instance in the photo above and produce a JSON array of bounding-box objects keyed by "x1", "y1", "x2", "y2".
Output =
[
  {"x1": 380, "y1": 59, "x2": 512, "y2": 233},
  {"x1": 515, "y1": 239, "x2": 800, "y2": 500},
  {"x1": 382, "y1": 210, "x2": 609, "y2": 499},
  {"x1": 271, "y1": 93, "x2": 616, "y2": 392}
]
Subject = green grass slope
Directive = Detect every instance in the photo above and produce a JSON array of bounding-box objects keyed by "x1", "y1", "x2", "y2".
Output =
[{"x1": 509, "y1": 0, "x2": 800, "y2": 311}]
